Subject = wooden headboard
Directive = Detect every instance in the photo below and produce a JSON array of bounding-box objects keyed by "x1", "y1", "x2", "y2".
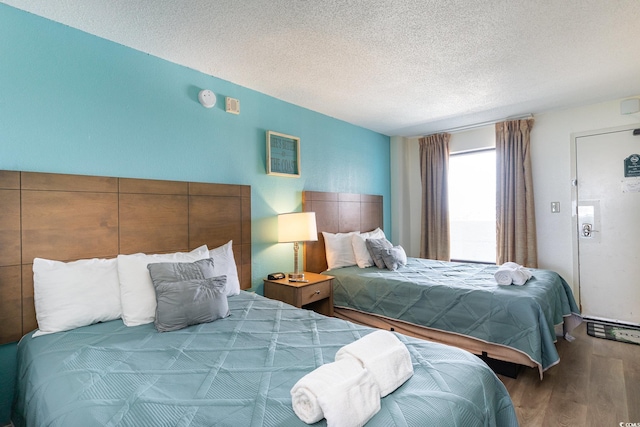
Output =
[
  {"x1": 0, "y1": 170, "x2": 251, "y2": 344},
  {"x1": 302, "y1": 191, "x2": 383, "y2": 274}
]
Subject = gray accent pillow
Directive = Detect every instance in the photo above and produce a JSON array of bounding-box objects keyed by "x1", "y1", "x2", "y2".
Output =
[
  {"x1": 147, "y1": 258, "x2": 215, "y2": 283},
  {"x1": 381, "y1": 246, "x2": 408, "y2": 271},
  {"x1": 365, "y1": 238, "x2": 393, "y2": 269},
  {"x1": 152, "y1": 276, "x2": 229, "y2": 332},
  {"x1": 147, "y1": 258, "x2": 230, "y2": 332}
]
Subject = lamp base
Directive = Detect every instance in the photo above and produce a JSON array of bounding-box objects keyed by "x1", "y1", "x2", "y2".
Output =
[{"x1": 288, "y1": 272, "x2": 305, "y2": 280}]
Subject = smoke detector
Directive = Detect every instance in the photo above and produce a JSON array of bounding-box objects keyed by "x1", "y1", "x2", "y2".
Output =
[{"x1": 198, "y1": 90, "x2": 216, "y2": 108}]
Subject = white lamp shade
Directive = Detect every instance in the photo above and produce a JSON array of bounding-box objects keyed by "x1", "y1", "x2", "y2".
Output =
[{"x1": 278, "y1": 212, "x2": 318, "y2": 243}]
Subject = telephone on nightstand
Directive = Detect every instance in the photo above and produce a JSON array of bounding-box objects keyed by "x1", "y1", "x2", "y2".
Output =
[{"x1": 267, "y1": 272, "x2": 286, "y2": 280}]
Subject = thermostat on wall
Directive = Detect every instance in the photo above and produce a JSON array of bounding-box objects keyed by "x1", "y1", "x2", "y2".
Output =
[{"x1": 226, "y1": 97, "x2": 240, "y2": 114}]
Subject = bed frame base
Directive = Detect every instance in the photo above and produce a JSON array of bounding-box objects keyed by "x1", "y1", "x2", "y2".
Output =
[
  {"x1": 478, "y1": 352, "x2": 521, "y2": 378},
  {"x1": 334, "y1": 307, "x2": 538, "y2": 374}
]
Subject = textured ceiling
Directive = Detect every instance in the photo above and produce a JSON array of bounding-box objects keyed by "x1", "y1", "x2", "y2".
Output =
[{"x1": 3, "y1": 0, "x2": 640, "y2": 136}]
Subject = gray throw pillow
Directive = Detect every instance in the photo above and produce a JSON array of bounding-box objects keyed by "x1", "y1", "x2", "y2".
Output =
[
  {"x1": 365, "y1": 238, "x2": 393, "y2": 269},
  {"x1": 147, "y1": 258, "x2": 229, "y2": 332},
  {"x1": 381, "y1": 246, "x2": 408, "y2": 271},
  {"x1": 152, "y1": 276, "x2": 229, "y2": 332},
  {"x1": 147, "y1": 258, "x2": 215, "y2": 283}
]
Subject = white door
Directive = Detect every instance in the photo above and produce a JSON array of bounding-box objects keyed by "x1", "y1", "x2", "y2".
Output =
[{"x1": 575, "y1": 126, "x2": 640, "y2": 325}]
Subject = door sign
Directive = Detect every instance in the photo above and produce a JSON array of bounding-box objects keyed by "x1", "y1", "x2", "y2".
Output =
[{"x1": 624, "y1": 154, "x2": 640, "y2": 177}]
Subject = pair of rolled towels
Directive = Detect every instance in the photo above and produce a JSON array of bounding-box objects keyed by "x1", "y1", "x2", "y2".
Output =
[
  {"x1": 290, "y1": 330, "x2": 414, "y2": 427},
  {"x1": 494, "y1": 261, "x2": 532, "y2": 285}
]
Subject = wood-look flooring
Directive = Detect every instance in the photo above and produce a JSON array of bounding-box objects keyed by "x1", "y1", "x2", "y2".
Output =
[{"x1": 499, "y1": 322, "x2": 640, "y2": 426}]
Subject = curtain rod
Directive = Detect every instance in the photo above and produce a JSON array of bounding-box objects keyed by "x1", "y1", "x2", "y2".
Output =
[{"x1": 413, "y1": 113, "x2": 534, "y2": 137}]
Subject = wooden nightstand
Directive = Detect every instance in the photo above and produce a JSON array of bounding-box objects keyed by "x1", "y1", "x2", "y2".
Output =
[{"x1": 264, "y1": 272, "x2": 334, "y2": 316}]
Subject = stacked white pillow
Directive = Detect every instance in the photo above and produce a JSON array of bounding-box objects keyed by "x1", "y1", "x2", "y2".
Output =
[
  {"x1": 117, "y1": 245, "x2": 210, "y2": 326},
  {"x1": 322, "y1": 231, "x2": 359, "y2": 270},
  {"x1": 322, "y1": 228, "x2": 388, "y2": 270},
  {"x1": 31, "y1": 241, "x2": 243, "y2": 336},
  {"x1": 351, "y1": 228, "x2": 386, "y2": 268},
  {"x1": 208, "y1": 240, "x2": 241, "y2": 296},
  {"x1": 32, "y1": 257, "x2": 122, "y2": 337}
]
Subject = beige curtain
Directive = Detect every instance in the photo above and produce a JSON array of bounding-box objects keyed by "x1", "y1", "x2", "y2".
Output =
[
  {"x1": 419, "y1": 133, "x2": 451, "y2": 261},
  {"x1": 495, "y1": 119, "x2": 537, "y2": 267}
]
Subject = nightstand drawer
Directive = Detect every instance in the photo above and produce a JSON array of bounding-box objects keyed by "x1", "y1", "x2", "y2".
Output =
[{"x1": 299, "y1": 280, "x2": 331, "y2": 304}]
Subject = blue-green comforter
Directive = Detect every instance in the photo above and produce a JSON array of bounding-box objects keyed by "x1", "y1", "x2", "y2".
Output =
[
  {"x1": 13, "y1": 291, "x2": 517, "y2": 426},
  {"x1": 330, "y1": 258, "x2": 581, "y2": 372}
]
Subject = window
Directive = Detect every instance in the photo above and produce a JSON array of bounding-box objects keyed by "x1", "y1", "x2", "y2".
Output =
[{"x1": 448, "y1": 149, "x2": 496, "y2": 263}]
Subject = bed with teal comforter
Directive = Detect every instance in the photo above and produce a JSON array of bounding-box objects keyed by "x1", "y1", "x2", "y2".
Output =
[
  {"x1": 330, "y1": 258, "x2": 581, "y2": 374},
  {"x1": 13, "y1": 291, "x2": 517, "y2": 427}
]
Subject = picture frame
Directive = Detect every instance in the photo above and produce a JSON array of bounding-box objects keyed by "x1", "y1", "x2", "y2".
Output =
[{"x1": 266, "y1": 131, "x2": 301, "y2": 177}]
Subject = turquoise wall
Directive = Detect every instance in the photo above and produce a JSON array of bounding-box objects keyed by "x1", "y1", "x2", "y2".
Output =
[
  {"x1": 0, "y1": 343, "x2": 17, "y2": 424},
  {"x1": 0, "y1": 5, "x2": 391, "y2": 423},
  {"x1": 0, "y1": 4, "x2": 391, "y2": 284}
]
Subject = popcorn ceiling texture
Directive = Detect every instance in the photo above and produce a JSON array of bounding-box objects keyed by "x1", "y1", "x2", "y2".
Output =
[{"x1": 4, "y1": 0, "x2": 640, "y2": 136}]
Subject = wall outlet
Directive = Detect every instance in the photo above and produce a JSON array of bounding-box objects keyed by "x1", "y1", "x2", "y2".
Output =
[{"x1": 551, "y1": 202, "x2": 560, "y2": 213}]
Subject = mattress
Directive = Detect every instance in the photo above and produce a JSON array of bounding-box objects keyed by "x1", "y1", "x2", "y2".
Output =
[
  {"x1": 329, "y1": 258, "x2": 581, "y2": 372},
  {"x1": 13, "y1": 291, "x2": 518, "y2": 427}
]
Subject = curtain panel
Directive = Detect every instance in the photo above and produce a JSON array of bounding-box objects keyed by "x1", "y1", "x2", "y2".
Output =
[
  {"x1": 419, "y1": 133, "x2": 451, "y2": 261},
  {"x1": 495, "y1": 119, "x2": 538, "y2": 267}
]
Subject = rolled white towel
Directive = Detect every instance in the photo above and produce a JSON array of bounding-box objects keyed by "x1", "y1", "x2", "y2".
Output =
[
  {"x1": 494, "y1": 262, "x2": 519, "y2": 285},
  {"x1": 290, "y1": 357, "x2": 381, "y2": 427},
  {"x1": 334, "y1": 330, "x2": 413, "y2": 397},
  {"x1": 511, "y1": 265, "x2": 532, "y2": 285},
  {"x1": 495, "y1": 262, "x2": 532, "y2": 285}
]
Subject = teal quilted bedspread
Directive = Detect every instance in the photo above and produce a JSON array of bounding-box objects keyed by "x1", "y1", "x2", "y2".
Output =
[
  {"x1": 13, "y1": 291, "x2": 517, "y2": 426},
  {"x1": 330, "y1": 258, "x2": 581, "y2": 372}
]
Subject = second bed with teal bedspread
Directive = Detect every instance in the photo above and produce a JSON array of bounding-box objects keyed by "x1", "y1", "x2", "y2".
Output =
[{"x1": 330, "y1": 258, "x2": 581, "y2": 373}]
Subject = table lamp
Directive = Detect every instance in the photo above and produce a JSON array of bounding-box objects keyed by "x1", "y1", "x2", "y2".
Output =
[{"x1": 278, "y1": 212, "x2": 318, "y2": 280}]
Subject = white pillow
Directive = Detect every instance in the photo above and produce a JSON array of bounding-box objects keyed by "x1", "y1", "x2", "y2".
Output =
[
  {"x1": 351, "y1": 228, "x2": 386, "y2": 268},
  {"x1": 208, "y1": 240, "x2": 240, "y2": 296},
  {"x1": 32, "y1": 257, "x2": 121, "y2": 337},
  {"x1": 117, "y1": 245, "x2": 209, "y2": 327},
  {"x1": 322, "y1": 231, "x2": 359, "y2": 270}
]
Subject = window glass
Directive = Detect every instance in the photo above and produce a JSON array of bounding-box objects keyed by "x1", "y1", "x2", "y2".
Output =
[{"x1": 449, "y1": 149, "x2": 496, "y2": 263}]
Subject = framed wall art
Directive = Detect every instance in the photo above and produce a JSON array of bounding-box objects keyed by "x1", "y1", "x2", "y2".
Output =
[{"x1": 266, "y1": 131, "x2": 301, "y2": 177}]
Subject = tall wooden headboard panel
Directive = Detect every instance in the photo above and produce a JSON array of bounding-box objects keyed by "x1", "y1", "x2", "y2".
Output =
[
  {"x1": 0, "y1": 170, "x2": 251, "y2": 344},
  {"x1": 302, "y1": 191, "x2": 383, "y2": 274}
]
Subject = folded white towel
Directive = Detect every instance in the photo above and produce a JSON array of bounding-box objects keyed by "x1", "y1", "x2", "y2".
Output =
[
  {"x1": 495, "y1": 262, "x2": 532, "y2": 286},
  {"x1": 511, "y1": 265, "x2": 532, "y2": 285},
  {"x1": 494, "y1": 262, "x2": 517, "y2": 285},
  {"x1": 334, "y1": 330, "x2": 414, "y2": 397},
  {"x1": 290, "y1": 357, "x2": 381, "y2": 427}
]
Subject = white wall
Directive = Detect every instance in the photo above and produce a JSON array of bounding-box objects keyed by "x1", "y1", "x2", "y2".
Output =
[
  {"x1": 390, "y1": 135, "x2": 421, "y2": 256},
  {"x1": 531, "y1": 96, "x2": 640, "y2": 294},
  {"x1": 449, "y1": 126, "x2": 495, "y2": 153},
  {"x1": 391, "y1": 95, "x2": 640, "y2": 296}
]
